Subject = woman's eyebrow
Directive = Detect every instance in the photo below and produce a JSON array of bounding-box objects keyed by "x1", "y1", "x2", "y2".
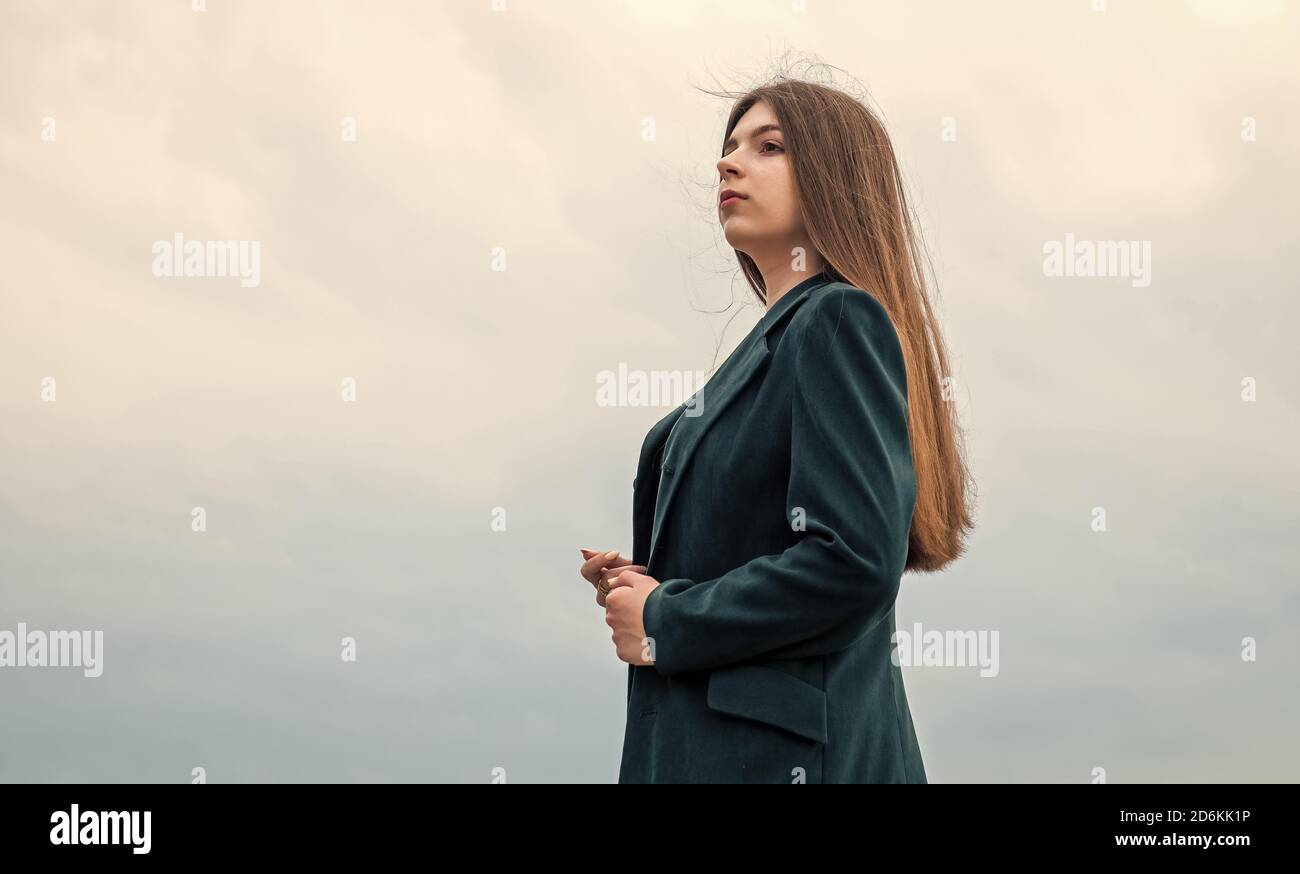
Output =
[{"x1": 722, "y1": 123, "x2": 783, "y2": 153}]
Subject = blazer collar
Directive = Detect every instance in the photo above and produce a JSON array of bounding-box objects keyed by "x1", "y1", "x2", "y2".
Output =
[{"x1": 758, "y1": 271, "x2": 834, "y2": 338}]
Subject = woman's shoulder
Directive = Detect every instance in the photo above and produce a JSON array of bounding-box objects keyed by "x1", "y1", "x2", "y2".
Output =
[
  {"x1": 792, "y1": 281, "x2": 898, "y2": 343},
  {"x1": 783, "y1": 281, "x2": 909, "y2": 397}
]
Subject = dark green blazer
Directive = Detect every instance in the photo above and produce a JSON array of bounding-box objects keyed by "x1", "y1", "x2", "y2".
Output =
[{"x1": 618, "y1": 274, "x2": 926, "y2": 784}]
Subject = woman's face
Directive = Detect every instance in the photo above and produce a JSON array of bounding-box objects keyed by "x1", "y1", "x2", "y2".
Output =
[{"x1": 716, "y1": 100, "x2": 804, "y2": 258}]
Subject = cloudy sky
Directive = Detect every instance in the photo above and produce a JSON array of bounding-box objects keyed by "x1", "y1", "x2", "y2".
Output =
[{"x1": 1, "y1": 0, "x2": 1296, "y2": 783}]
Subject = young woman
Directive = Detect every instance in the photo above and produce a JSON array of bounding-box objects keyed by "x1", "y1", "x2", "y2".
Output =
[{"x1": 580, "y1": 79, "x2": 974, "y2": 783}]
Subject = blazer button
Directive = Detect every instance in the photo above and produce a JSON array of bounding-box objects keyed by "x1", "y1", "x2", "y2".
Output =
[{"x1": 663, "y1": 465, "x2": 674, "y2": 475}]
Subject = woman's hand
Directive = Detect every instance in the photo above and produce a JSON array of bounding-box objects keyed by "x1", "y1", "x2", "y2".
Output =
[
  {"x1": 604, "y1": 569, "x2": 661, "y2": 665},
  {"x1": 579, "y1": 547, "x2": 646, "y2": 608}
]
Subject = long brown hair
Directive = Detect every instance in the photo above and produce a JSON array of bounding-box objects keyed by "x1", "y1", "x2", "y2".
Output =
[{"x1": 712, "y1": 77, "x2": 975, "y2": 573}]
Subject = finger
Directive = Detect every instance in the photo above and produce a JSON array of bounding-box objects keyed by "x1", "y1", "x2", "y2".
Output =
[
  {"x1": 598, "y1": 553, "x2": 638, "y2": 572},
  {"x1": 579, "y1": 551, "x2": 613, "y2": 584},
  {"x1": 595, "y1": 568, "x2": 644, "y2": 613},
  {"x1": 580, "y1": 553, "x2": 615, "y2": 584},
  {"x1": 581, "y1": 547, "x2": 629, "y2": 563},
  {"x1": 601, "y1": 565, "x2": 647, "y2": 589},
  {"x1": 580, "y1": 549, "x2": 627, "y2": 584},
  {"x1": 608, "y1": 569, "x2": 646, "y2": 589}
]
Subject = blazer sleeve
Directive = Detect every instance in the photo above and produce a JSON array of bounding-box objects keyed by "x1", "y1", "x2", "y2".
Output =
[{"x1": 640, "y1": 288, "x2": 917, "y2": 676}]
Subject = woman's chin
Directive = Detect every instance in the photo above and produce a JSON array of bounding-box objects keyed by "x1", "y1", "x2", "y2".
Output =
[{"x1": 721, "y1": 223, "x2": 759, "y2": 252}]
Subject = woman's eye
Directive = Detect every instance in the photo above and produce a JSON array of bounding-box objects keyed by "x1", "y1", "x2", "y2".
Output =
[{"x1": 760, "y1": 141, "x2": 784, "y2": 153}]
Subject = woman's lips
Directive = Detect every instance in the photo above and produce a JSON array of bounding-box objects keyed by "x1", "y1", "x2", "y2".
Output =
[{"x1": 720, "y1": 195, "x2": 744, "y2": 208}]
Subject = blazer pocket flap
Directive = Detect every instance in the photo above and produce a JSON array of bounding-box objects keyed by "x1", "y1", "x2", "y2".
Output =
[{"x1": 706, "y1": 664, "x2": 828, "y2": 745}]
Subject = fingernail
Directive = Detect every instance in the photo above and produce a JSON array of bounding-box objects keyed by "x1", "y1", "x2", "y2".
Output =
[{"x1": 604, "y1": 550, "x2": 619, "y2": 559}]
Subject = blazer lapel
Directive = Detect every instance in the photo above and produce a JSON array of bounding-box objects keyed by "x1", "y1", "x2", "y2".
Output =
[
  {"x1": 640, "y1": 278, "x2": 825, "y2": 573},
  {"x1": 631, "y1": 408, "x2": 684, "y2": 566},
  {"x1": 646, "y1": 333, "x2": 769, "y2": 572}
]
